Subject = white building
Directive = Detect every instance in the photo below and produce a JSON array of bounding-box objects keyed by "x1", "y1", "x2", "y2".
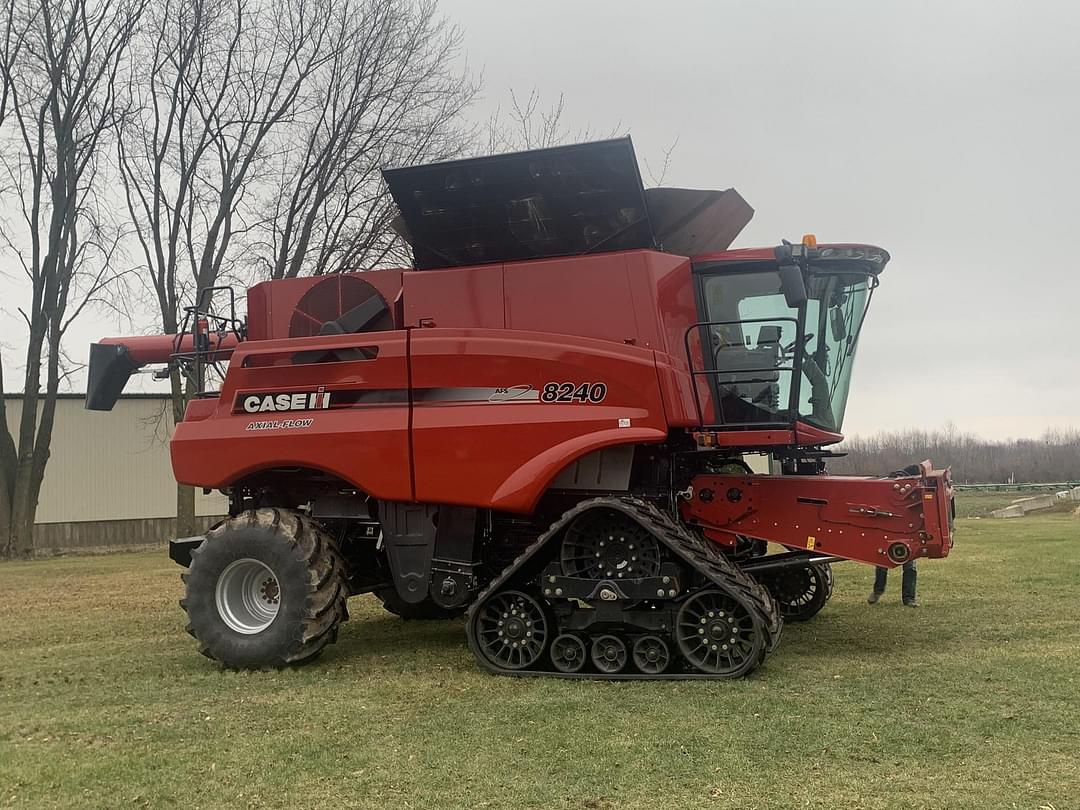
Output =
[{"x1": 4, "y1": 394, "x2": 225, "y2": 552}]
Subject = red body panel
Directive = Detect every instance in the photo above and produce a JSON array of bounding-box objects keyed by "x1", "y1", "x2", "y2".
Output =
[
  {"x1": 403, "y1": 264, "x2": 506, "y2": 329},
  {"x1": 171, "y1": 331, "x2": 413, "y2": 501},
  {"x1": 171, "y1": 327, "x2": 671, "y2": 513},
  {"x1": 409, "y1": 328, "x2": 669, "y2": 512},
  {"x1": 402, "y1": 250, "x2": 692, "y2": 353}
]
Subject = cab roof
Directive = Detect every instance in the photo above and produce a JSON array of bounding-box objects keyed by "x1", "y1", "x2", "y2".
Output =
[{"x1": 693, "y1": 243, "x2": 891, "y2": 273}]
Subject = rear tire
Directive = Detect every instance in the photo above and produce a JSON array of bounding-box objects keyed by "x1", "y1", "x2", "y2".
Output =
[
  {"x1": 375, "y1": 588, "x2": 467, "y2": 620},
  {"x1": 181, "y1": 508, "x2": 348, "y2": 668}
]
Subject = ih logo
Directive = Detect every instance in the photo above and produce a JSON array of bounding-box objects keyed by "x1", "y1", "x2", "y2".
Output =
[{"x1": 240, "y1": 386, "x2": 331, "y2": 413}]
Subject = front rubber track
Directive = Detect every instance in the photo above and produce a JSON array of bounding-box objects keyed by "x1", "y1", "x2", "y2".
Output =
[
  {"x1": 180, "y1": 508, "x2": 349, "y2": 668},
  {"x1": 466, "y1": 496, "x2": 783, "y2": 680}
]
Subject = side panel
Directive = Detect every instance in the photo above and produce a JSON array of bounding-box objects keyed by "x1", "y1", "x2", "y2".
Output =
[
  {"x1": 503, "y1": 254, "x2": 651, "y2": 345},
  {"x1": 409, "y1": 328, "x2": 670, "y2": 512},
  {"x1": 400, "y1": 250, "x2": 692, "y2": 353},
  {"x1": 402, "y1": 263, "x2": 505, "y2": 329},
  {"x1": 643, "y1": 251, "x2": 709, "y2": 426},
  {"x1": 170, "y1": 331, "x2": 412, "y2": 500},
  {"x1": 653, "y1": 351, "x2": 700, "y2": 428},
  {"x1": 642, "y1": 250, "x2": 698, "y2": 358}
]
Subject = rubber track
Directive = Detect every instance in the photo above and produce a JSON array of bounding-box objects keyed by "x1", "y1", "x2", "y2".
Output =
[{"x1": 466, "y1": 496, "x2": 783, "y2": 680}]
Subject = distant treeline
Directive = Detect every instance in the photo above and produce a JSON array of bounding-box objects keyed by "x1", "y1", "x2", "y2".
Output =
[{"x1": 828, "y1": 428, "x2": 1080, "y2": 483}]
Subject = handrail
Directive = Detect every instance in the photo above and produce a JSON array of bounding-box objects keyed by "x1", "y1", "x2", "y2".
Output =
[{"x1": 683, "y1": 317, "x2": 799, "y2": 430}]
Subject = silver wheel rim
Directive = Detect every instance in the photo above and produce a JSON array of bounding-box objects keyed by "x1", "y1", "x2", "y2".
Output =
[{"x1": 215, "y1": 558, "x2": 281, "y2": 634}]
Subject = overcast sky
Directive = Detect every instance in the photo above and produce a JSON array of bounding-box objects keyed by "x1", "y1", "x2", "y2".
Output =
[
  {"x1": 2, "y1": 0, "x2": 1077, "y2": 439},
  {"x1": 439, "y1": 0, "x2": 1080, "y2": 439}
]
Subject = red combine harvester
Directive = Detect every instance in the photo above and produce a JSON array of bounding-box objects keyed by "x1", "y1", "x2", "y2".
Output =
[{"x1": 88, "y1": 138, "x2": 953, "y2": 678}]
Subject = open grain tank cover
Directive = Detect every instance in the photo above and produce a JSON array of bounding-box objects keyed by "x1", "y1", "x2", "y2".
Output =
[
  {"x1": 382, "y1": 136, "x2": 754, "y2": 269},
  {"x1": 383, "y1": 137, "x2": 656, "y2": 269},
  {"x1": 643, "y1": 186, "x2": 754, "y2": 257}
]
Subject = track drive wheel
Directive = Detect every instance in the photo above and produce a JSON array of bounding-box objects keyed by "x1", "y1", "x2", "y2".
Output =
[
  {"x1": 760, "y1": 563, "x2": 833, "y2": 623},
  {"x1": 675, "y1": 589, "x2": 765, "y2": 677},
  {"x1": 181, "y1": 508, "x2": 348, "y2": 668},
  {"x1": 560, "y1": 509, "x2": 662, "y2": 580},
  {"x1": 375, "y1": 588, "x2": 467, "y2": 620},
  {"x1": 471, "y1": 590, "x2": 550, "y2": 670}
]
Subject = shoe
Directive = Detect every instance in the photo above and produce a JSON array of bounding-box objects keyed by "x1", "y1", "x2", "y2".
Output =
[
  {"x1": 903, "y1": 599, "x2": 918, "y2": 608},
  {"x1": 867, "y1": 591, "x2": 882, "y2": 605}
]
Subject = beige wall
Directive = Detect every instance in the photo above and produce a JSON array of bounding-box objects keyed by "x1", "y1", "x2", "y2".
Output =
[{"x1": 4, "y1": 396, "x2": 227, "y2": 523}]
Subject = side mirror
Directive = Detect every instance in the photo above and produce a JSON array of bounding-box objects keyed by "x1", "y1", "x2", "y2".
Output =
[
  {"x1": 830, "y1": 307, "x2": 848, "y2": 341},
  {"x1": 779, "y1": 263, "x2": 808, "y2": 308}
]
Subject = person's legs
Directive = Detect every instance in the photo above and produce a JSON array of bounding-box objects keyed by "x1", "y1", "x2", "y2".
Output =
[
  {"x1": 874, "y1": 567, "x2": 888, "y2": 593},
  {"x1": 901, "y1": 560, "x2": 918, "y2": 605},
  {"x1": 868, "y1": 567, "x2": 888, "y2": 603}
]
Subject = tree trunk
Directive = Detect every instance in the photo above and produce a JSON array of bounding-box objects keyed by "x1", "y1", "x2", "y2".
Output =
[
  {"x1": 9, "y1": 514, "x2": 35, "y2": 559},
  {"x1": 0, "y1": 481, "x2": 13, "y2": 557},
  {"x1": 176, "y1": 483, "x2": 197, "y2": 538},
  {"x1": 170, "y1": 369, "x2": 197, "y2": 538},
  {"x1": 0, "y1": 362, "x2": 17, "y2": 558}
]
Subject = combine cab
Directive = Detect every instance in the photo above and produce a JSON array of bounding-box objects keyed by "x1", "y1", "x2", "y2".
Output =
[{"x1": 89, "y1": 138, "x2": 954, "y2": 678}]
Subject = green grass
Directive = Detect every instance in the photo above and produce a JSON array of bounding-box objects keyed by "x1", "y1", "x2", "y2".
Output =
[{"x1": 2, "y1": 507, "x2": 1079, "y2": 809}]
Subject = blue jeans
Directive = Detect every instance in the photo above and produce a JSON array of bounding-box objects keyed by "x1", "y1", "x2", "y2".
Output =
[{"x1": 874, "y1": 561, "x2": 917, "y2": 603}]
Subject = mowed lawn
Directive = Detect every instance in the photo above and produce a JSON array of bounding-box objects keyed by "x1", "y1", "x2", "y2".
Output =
[{"x1": 1, "y1": 499, "x2": 1078, "y2": 809}]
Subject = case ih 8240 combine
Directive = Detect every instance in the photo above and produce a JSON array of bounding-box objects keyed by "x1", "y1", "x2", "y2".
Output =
[{"x1": 88, "y1": 139, "x2": 954, "y2": 679}]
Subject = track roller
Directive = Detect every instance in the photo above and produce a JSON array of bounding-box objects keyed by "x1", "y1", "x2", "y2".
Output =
[
  {"x1": 551, "y1": 633, "x2": 588, "y2": 673},
  {"x1": 632, "y1": 635, "x2": 671, "y2": 674},
  {"x1": 591, "y1": 635, "x2": 628, "y2": 674}
]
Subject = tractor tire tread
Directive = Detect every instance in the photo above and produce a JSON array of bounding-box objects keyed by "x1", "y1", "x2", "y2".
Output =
[{"x1": 180, "y1": 507, "x2": 348, "y2": 669}]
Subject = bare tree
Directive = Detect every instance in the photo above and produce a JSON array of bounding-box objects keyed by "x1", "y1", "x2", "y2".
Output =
[
  {"x1": 114, "y1": 0, "x2": 475, "y2": 534},
  {"x1": 116, "y1": 0, "x2": 339, "y2": 534},
  {"x1": 642, "y1": 136, "x2": 678, "y2": 187},
  {"x1": 0, "y1": 0, "x2": 20, "y2": 560},
  {"x1": 0, "y1": 0, "x2": 21, "y2": 124},
  {"x1": 483, "y1": 88, "x2": 570, "y2": 153},
  {"x1": 261, "y1": 0, "x2": 476, "y2": 278},
  {"x1": 0, "y1": 0, "x2": 145, "y2": 558},
  {"x1": 483, "y1": 88, "x2": 593, "y2": 154},
  {"x1": 481, "y1": 87, "x2": 678, "y2": 186},
  {"x1": 831, "y1": 427, "x2": 1080, "y2": 483}
]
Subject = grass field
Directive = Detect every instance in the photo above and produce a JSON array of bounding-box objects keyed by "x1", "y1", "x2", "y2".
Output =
[{"x1": 2, "y1": 502, "x2": 1079, "y2": 809}]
